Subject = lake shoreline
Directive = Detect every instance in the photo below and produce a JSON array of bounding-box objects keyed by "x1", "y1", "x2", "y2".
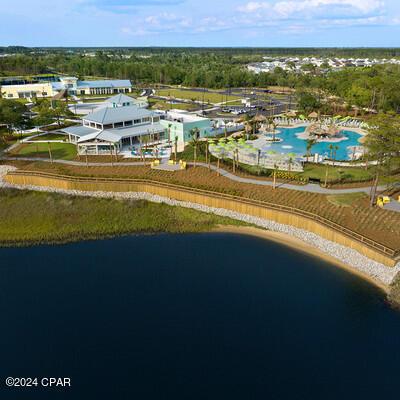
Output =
[
  {"x1": 0, "y1": 222, "x2": 389, "y2": 294},
  {"x1": 1, "y1": 165, "x2": 398, "y2": 298},
  {"x1": 212, "y1": 225, "x2": 389, "y2": 294}
]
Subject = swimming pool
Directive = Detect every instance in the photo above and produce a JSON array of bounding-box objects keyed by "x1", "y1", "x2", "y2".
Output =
[{"x1": 255, "y1": 126, "x2": 363, "y2": 160}]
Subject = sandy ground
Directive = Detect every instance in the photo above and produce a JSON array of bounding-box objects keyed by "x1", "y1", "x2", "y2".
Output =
[{"x1": 213, "y1": 225, "x2": 388, "y2": 293}]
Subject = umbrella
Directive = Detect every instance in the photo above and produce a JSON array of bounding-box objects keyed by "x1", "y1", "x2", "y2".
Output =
[
  {"x1": 254, "y1": 114, "x2": 267, "y2": 122},
  {"x1": 308, "y1": 112, "x2": 318, "y2": 119}
]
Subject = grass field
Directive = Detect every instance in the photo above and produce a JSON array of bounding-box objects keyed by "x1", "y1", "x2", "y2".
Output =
[
  {"x1": 156, "y1": 89, "x2": 239, "y2": 104},
  {"x1": 300, "y1": 164, "x2": 374, "y2": 183},
  {"x1": 6, "y1": 159, "x2": 400, "y2": 250},
  {"x1": 148, "y1": 99, "x2": 198, "y2": 111},
  {"x1": 0, "y1": 189, "x2": 246, "y2": 245},
  {"x1": 31, "y1": 133, "x2": 69, "y2": 141},
  {"x1": 11, "y1": 143, "x2": 77, "y2": 160}
]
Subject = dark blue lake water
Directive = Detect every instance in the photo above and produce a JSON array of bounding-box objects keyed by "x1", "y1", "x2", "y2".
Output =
[{"x1": 1, "y1": 233, "x2": 400, "y2": 399}]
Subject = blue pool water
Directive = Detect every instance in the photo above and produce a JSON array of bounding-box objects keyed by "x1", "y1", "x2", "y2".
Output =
[{"x1": 265, "y1": 126, "x2": 363, "y2": 160}]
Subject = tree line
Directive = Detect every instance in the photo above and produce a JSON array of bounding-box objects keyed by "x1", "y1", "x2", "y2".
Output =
[{"x1": 1, "y1": 51, "x2": 400, "y2": 112}]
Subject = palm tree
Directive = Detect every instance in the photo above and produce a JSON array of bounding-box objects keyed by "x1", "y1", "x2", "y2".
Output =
[
  {"x1": 324, "y1": 164, "x2": 329, "y2": 188},
  {"x1": 329, "y1": 144, "x2": 334, "y2": 159},
  {"x1": 273, "y1": 163, "x2": 278, "y2": 190},
  {"x1": 167, "y1": 123, "x2": 172, "y2": 146},
  {"x1": 224, "y1": 119, "x2": 229, "y2": 139},
  {"x1": 271, "y1": 122, "x2": 277, "y2": 142},
  {"x1": 288, "y1": 157, "x2": 293, "y2": 172},
  {"x1": 334, "y1": 145, "x2": 339, "y2": 161},
  {"x1": 257, "y1": 149, "x2": 261, "y2": 175},
  {"x1": 234, "y1": 148, "x2": 239, "y2": 171},
  {"x1": 189, "y1": 127, "x2": 200, "y2": 167},
  {"x1": 174, "y1": 135, "x2": 178, "y2": 163},
  {"x1": 306, "y1": 139, "x2": 316, "y2": 158},
  {"x1": 241, "y1": 114, "x2": 253, "y2": 140}
]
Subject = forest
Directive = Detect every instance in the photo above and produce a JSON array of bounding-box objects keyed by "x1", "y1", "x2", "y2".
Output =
[{"x1": 1, "y1": 48, "x2": 400, "y2": 113}]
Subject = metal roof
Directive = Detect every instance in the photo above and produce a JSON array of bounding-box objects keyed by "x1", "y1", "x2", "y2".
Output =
[
  {"x1": 61, "y1": 125, "x2": 99, "y2": 137},
  {"x1": 106, "y1": 123, "x2": 165, "y2": 139},
  {"x1": 51, "y1": 82, "x2": 64, "y2": 91},
  {"x1": 77, "y1": 123, "x2": 165, "y2": 144},
  {"x1": 76, "y1": 80, "x2": 132, "y2": 89},
  {"x1": 84, "y1": 106, "x2": 156, "y2": 125},
  {"x1": 106, "y1": 93, "x2": 136, "y2": 104}
]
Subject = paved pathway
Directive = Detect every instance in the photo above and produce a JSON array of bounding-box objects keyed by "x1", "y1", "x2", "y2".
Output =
[
  {"x1": 385, "y1": 201, "x2": 400, "y2": 213},
  {"x1": 2, "y1": 155, "x2": 390, "y2": 195}
]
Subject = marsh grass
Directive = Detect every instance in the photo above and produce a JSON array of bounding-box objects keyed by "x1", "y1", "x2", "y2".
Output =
[{"x1": 0, "y1": 188, "x2": 246, "y2": 246}]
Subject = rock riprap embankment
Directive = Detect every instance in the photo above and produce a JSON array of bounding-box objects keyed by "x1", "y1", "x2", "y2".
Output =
[{"x1": 1, "y1": 165, "x2": 399, "y2": 286}]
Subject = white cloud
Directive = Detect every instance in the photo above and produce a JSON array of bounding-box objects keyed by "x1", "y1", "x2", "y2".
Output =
[
  {"x1": 112, "y1": 0, "x2": 389, "y2": 38},
  {"x1": 238, "y1": 0, "x2": 385, "y2": 16},
  {"x1": 273, "y1": 0, "x2": 384, "y2": 16},
  {"x1": 238, "y1": 2, "x2": 270, "y2": 12}
]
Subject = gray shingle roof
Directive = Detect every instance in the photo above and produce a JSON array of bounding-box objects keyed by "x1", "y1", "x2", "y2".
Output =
[{"x1": 85, "y1": 106, "x2": 156, "y2": 125}]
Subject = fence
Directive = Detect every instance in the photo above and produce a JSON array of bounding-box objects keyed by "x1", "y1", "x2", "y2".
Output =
[{"x1": 5, "y1": 170, "x2": 399, "y2": 266}]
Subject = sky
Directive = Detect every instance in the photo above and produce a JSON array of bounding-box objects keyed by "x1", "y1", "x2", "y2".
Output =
[{"x1": 1, "y1": 0, "x2": 400, "y2": 47}]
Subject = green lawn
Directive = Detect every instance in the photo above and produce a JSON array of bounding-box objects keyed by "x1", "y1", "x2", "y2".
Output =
[
  {"x1": 0, "y1": 189, "x2": 246, "y2": 245},
  {"x1": 156, "y1": 89, "x2": 239, "y2": 104},
  {"x1": 31, "y1": 133, "x2": 69, "y2": 141},
  {"x1": 149, "y1": 99, "x2": 198, "y2": 111},
  {"x1": 12, "y1": 142, "x2": 77, "y2": 160},
  {"x1": 300, "y1": 164, "x2": 374, "y2": 183}
]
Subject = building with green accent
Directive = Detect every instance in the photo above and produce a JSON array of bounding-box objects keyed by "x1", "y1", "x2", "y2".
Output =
[{"x1": 160, "y1": 110, "x2": 214, "y2": 145}]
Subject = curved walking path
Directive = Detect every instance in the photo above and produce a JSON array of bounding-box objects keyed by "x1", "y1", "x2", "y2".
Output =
[
  {"x1": 0, "y1": 164, "x2": 398, "y2": 288},
  {"x1": 1, "y1": 155, "x2": 388, "y2": 195}
]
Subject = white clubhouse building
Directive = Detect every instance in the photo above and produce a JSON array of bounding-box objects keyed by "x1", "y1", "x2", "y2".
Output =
[
  {"x1": 1, "y1": 76, "x2": 132, "y2": 99},
  {"x1": 62, "y1": 94, "x2": 165, "y2": 155}
]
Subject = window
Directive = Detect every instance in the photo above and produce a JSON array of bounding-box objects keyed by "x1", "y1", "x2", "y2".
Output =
[
  {"x1": 80, "y1": 90, "x2": 85, "y2": 95},
  {"x1": 96, "y1": 123, "x2": 102, "y2": 130},
  {"x1": 7, "y1": 94, "x2": 13, "y2": 98},
  {"x1": 114, "y1": 122, "x2": 124, "y2": 128},
  {"x1": 134, "y1": 119, "x2": 141, "y2": 125},
  {"x1": 142, "y1": 117, "x2": 150, "y2": 123},
  {"x1": 153, "y1": 117, "x2": 160, "y2": 123},
  {"x1": 124, "y1": 120, "x2": 133, "y2": 127},
  {"x1": 103, "y1": 124, "x2": 113, "y2": 130}
]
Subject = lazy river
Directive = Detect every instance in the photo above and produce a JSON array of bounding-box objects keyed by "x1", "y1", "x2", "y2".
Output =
[{"x1": 256, "y1": 125, "x2": 363, "y2": 160}]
